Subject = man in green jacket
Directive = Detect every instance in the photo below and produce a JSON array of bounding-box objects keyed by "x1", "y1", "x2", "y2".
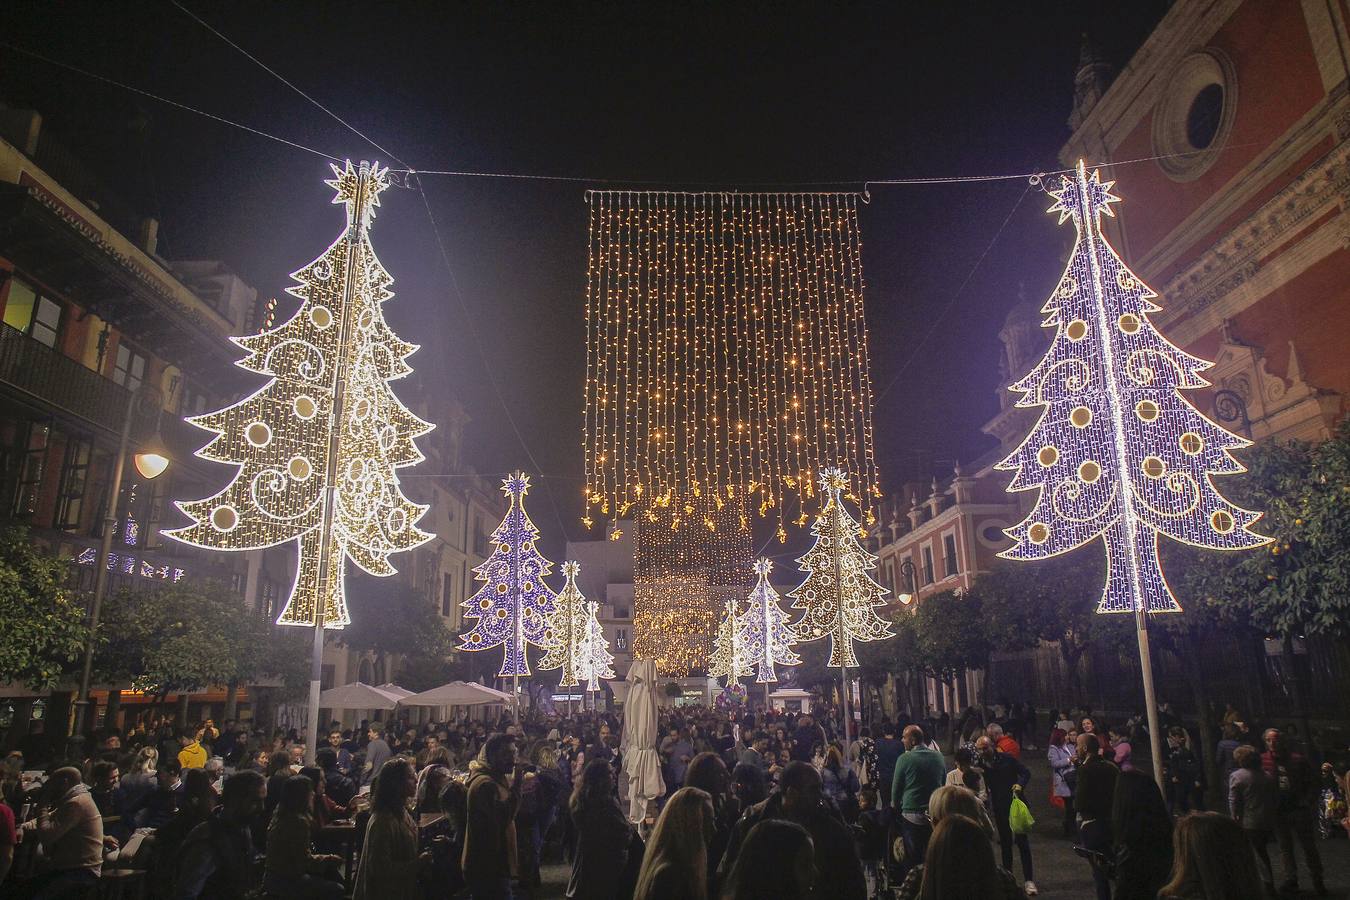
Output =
[{"x1": 890, "y1": 725, "x2": 945, "y2": 879}]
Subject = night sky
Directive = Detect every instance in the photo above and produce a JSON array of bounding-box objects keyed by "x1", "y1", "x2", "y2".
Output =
[{"x1": 1, "y1": 1, "x2": 1171, "y2": 558}]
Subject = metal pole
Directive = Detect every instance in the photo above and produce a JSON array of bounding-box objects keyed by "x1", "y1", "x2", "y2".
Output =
[
  {"x1": 306, "y1": 161, "x2": 371, "y2": 764},
  {"x1": 1135, "y1": 607, "x2": 1166, "y2": 793},
  {"x1": 1072, "y1": 162, "x2": 1166, "y2": 793},
  {"x1": 73, "y1": 386, "x2": 139, "y2": 737},
  {"x1": 836, "y1": 512, "x2": 853, "y2": 748}
]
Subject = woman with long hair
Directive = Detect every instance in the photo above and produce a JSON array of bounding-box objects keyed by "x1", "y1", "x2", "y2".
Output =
[
  {"x1": 685, "y1": 751, "x2": 737, "y2": 895},
  {"x1": 819, "y1": 745, "x2": 860, "y2": 819},
  {"x1": 1112, "y1": 769, "x2": 1174, "y2": 900},
  {"x1": 1046, "y1": 727, "x2": 1075, "y2": 836},
  {"x1": 633, "y1": 786, "x2": 715, "y2": 900},
  {"x1": 914, "y1": 815, "x2": 1025, "y2": 900},
  {"x1": 353, "y1": 758, "x2": 423, "y2": 900},
  {"x1": 719, "y1": 819, "x2": 815, "y2": 900},
  {"x1": 568, "y1": 758, "x2": 638, "y2": 900},
  {"x1": 1158, "y1": 811, "x2": 1264, "y2": 900},
  {"x1": 264, "y1": 775, "x2": 343, "y2": 899},
  {"x1": 894, "y1": 786, "x2": 1014, "y2": 900},
  {"x1": 115, "y1": 746, "x2": 160, "y2": 818}
]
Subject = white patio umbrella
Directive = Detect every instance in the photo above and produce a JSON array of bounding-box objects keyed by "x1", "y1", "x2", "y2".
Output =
[
  {"x1": 374, "y1": 683, "x2": 414, "y2": 700},
  {"x1": 317, "y1": 682, "x2": 402, "y2": 710},
  {"x1": 400, "y1": 681, "x2": 511, "y2": 707},
  {"x1": 620, "y1": 659, "x2": 665, "y2": 825}
]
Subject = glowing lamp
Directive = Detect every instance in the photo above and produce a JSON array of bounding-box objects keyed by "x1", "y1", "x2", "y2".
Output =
[{"x1": 134, "y1": 434, "x2": 170, "y2": 479}]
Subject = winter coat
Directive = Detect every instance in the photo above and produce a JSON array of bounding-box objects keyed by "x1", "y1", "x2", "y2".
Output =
[
  {"x1": 1047, "y1": 744, "x2": 1073, "y2": 798},
  {"x1": 567, "y1": 796, "x2": 637, "y2": 900},
  {"x1": 718, "y1": 791, "x2": 866, "y2": 900}
]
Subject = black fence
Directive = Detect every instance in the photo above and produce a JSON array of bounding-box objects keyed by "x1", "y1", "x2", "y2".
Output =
[{"x1": 986, "y1": 630, "x2": 1350, "y2": 724}]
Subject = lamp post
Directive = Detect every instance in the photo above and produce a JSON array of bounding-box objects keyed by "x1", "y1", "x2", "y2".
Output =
[
  {"x1": 72, "y1": 383, "x2": 169, "y2": 737},
  {"x1": 893, "y1": 556, "x2": 921, "y2": 718}
]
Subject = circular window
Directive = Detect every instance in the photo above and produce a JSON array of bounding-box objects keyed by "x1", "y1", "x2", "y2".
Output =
[
  {"x1": 1153, "y1": 50, "x2": 1237, "y2": 182},
  {"x1": 978, "y1": 523, "x2": 1011, "y2": 549},
  {"x1": 1186, "y1": 84, "x2": 1224, "y2": 150}
]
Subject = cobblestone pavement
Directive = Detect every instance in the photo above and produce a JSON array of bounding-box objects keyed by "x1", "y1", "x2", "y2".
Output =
[{"x1": 531, "y1": 750, "x2": 1350, "y2": 898}]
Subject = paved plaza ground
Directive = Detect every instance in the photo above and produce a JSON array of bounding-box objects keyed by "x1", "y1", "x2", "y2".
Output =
[{"x1": 533, "y1": 749, "x2": 1350, "y2": 898}]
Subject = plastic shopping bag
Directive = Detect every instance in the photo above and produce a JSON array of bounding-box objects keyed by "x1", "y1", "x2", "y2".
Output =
[{"x1": 1009, "y1": 794, "x2": 1036, "y2": 834}]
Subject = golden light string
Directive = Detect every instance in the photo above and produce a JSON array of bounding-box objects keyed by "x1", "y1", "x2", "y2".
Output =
[{"x1": 583, "y1": 192, "x2": 878, "y2": 539}]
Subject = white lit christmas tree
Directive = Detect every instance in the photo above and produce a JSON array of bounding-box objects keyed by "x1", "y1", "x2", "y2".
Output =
[
  {"x1": 997, "y1": 161, "x2": 1268, "y2": 613},
  {"x1": 708, "y1": 596, "x2": 752, "y2": 684},
  {"x1": 789, "y1": 467, "x2": 893, "y2": 668},
  {"x1": 538, "y1": 560, "x2": 589, "y2": 688},
  {"x1": 579, "y1": 599, "x2": 614, "y2": 692},
  {"x1": 459, "y1": 472, "x2": 559, "y2": 676},
  {"x1": 737, "y1": 558, "x2": 801, "y2": 683},
  {"x1": 168, "y1": 161, "x2": 433, "y2": 628}
]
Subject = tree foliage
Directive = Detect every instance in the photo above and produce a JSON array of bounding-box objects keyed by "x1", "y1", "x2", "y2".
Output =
[
  {"x1": 339, "y1": 575, "x2": 457, "y2": 673},
  {"x1": 0, "y1": 527, "x2": 88, "y2": 691},
  {"x1": 972, "y1": 554, "x2": 1131, "y2": 693},
  {"x1": 94, "y1": 582, "x2": 309, "y2": 697},
  {"x1": 908, "y1": 590, "x2": 992, "y2": 682},
  {"x1": 1175, "y1": 422, "x2": 1350, "y2": 637}
]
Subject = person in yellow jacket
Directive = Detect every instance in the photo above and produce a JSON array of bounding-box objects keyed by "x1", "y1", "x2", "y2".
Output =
[{"x1": 177, "y1": 727, "x2": 208, "y2": 769}]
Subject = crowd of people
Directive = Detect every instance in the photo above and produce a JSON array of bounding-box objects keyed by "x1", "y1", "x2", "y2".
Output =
[{"x1": 0, "y1": 698, "x2": 1345, "y2": 898}]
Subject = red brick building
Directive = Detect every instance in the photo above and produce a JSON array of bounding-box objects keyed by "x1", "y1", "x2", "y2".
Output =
[{"x1": 873, "y1": 0, "x2": 1349, "y2": 717}]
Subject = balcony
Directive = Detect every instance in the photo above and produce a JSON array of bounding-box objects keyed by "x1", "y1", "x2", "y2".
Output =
[
  {"x1": 0, "y1": 323, "x2": 203, "y2": 462},
  {"x1": 0, "y1": 182, "x2": 238, "y2": 374},
  {"x1": 0, "y1": 322, "x2": 131, "y2": 434}
]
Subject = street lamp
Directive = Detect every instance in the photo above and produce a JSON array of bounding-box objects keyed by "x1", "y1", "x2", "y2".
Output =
[
  {"x1": 896, "y1": 557, "x2": 919, "y2": 606},
  {"x1": 72, "y1": 383, "x2": 170, "y2": 736}
]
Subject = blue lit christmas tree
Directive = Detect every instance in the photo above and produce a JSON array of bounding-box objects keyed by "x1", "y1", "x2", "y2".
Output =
[
  {"x1": 459, "y1": 472, "x2": 559, "y2": 675},
  {"x1": 737, "y1": 558, "x2": 801, "y2": 684},
  {"x1": 997, "y1": 161, "x2": 1268, "y2": 613}
]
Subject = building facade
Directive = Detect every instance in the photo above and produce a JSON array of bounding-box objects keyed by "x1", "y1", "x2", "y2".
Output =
[
  {"x1": 0, "y1": 105, "x2": 288, "y2": 737},
  {"x1": 872, "y1": 0, "x2": 1350, "y2": 719}
]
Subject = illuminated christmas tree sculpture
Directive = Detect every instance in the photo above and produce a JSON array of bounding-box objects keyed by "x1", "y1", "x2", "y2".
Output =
[
  {"x1": 708, "y1": 596, "x2": 751, "y2": 684},
  {"x1": 789, "y1": 468, "x2": 893, "y2": 669},
  {"x1": 579, "y1": 600, "x2": 614, "y2": 693},
  {"x1": 168, "y1": 160, "x2": 433, "y2": 629},
  {"x1": 997, "y1": 161, "x2": 1268, "y2": 614},
  {"x1": 737, "y1": 558, "x2": 801, "y2": 684},
  {"x1": 459, "y1": 472, "x2": 559, "y2": 677},
  {"x1": 538, "y1": 561, "x2": 588, "y2": 688}
]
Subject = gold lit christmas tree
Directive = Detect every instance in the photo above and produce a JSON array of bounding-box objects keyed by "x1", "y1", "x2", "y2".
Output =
[
  {"x1": 167, "y1": 160, "x2": 433, "y2": 629},
  {"x1": 789, "y1": 468, "x2": 892, "y2": 668}
]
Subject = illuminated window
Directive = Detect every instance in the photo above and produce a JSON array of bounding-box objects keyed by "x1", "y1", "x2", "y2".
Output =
[
  {"x1": 113, "y1": 343, "x2": 146, "y2": 392},
  {"x1": 3, "y1": 280, "x2": 62, "y2": 349}
]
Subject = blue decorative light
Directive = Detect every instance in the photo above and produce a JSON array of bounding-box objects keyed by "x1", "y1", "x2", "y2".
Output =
[
  {"x1": 458, "y1": 472, "x2": 560, "y2": 676},
  {"x1": 997, "y1": 161, "x2": 1269, "y2": 613}
]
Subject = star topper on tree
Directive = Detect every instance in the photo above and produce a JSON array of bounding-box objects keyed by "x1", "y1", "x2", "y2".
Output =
[
  {"x1": 459, "y1": 472, "x2": 559, "y2": 677},
  {"x1": 167, "y1": 160, "x2": 433, "y2": 629},
  {"x1": 789, "y1": 467, "x2": 893, "y2": 669},
  {"x1": 996, "y1": 161, "x2": 1268, "y2": 614},
  {"x1": 737, "y1": 558, "x2": 801, "y2": 684}
]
